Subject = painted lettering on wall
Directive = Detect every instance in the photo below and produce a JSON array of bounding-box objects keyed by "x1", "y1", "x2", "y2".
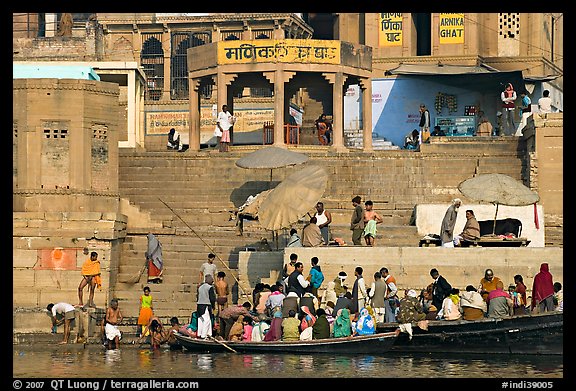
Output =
[
  {"x1": 218, "y1": 39, "x2": 340, "y2": 64},
  {"x1": 146, "y1": 111, "x2": 190, "y2": 135},
  {"x1": 439, "y1": 13, "x2": 464, "y2": 44},
  {"x1": 232, "y1": 108, "x2": 275, "y2": 132},
  {"x1": 378, "y1": 13, "x2": 403, "y2": 47}
]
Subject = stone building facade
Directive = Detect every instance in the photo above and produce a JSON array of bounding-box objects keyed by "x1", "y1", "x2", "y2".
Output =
[{"x1": 13, "y1": 78, "x2": 126, "y2": 309}]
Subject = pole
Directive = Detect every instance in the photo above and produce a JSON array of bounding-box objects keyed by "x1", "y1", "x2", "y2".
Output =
[
  {"x1": 158, "y1": 197, "x2": 252, "y2": 304},
  {"x1": 492, "y1": 203, "x2": 499, "y2": 235},
  {"x1": 208, "y1": 336, "x2": 237, "y2": 353}
]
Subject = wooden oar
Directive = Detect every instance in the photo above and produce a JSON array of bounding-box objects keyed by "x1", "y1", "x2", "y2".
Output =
[{"x1": 208, "y1": 336, "x2": 237, "y2": 353}]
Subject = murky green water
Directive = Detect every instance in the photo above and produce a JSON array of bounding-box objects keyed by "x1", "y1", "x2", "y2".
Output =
[{"x1": 13, "y1": 344, "x2": 562, "y2": 380}]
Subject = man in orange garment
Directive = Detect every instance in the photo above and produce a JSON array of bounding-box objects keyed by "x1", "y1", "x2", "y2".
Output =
[{"x1": 77, "y1": 251, "x2": 102, "y2": 308}]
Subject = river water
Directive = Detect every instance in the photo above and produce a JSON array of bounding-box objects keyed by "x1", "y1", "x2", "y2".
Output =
[{"x1": 13, "y1": 344, "x2": 563, "y2": 385}]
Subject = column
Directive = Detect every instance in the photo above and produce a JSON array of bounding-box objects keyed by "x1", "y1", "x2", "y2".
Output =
[
  {"x1": 361, "y1": 78, "x2": 373, "y2": 152},
  {"x1": 264, "y1": 70, "x2": 294, "y2": 147},
  {"x1": 330, "y1": 72, "x2": 346, "y2": 151},
  {"x1": 161, "y1": 29, "x2": 171, "y2": 101},
  {"x1": 217, "y1": 72, "x2": 237, "y2": 144},
  {"x1": 273, "y1": 69, "x2": 285, "y2": 147},
  {"x1": 188, "y1": 78, "x2": 201, "y2": 151}
]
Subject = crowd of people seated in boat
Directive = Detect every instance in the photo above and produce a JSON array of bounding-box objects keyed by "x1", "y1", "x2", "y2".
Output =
[{"x1": 141, "y1": 258, "x2": 562, "y2": 348}]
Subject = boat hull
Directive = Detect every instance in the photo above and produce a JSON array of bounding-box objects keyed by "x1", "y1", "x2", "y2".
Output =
[
  {"x1": 175, "y1": 332, "x2": 398, "y2": 354},
  {"x1": 377, "y1": 312, "x2": 563, "y2": 355}
]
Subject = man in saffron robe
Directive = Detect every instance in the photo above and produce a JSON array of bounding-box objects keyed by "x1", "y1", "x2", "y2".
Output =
[
  {"x1": 478, "y1": 268, "x2": 502, "y2": 302},
  {"x1": 77, "y1": 251, "x2": 101, "y2": 307}
]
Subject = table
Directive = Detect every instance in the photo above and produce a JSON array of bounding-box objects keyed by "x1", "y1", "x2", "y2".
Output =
[
  {"x1": 473, "y1": 237, "x2": 531, "y2": 247},
  {"x1": 418, "y1": 237, "x2": 531, "y2": 247}
]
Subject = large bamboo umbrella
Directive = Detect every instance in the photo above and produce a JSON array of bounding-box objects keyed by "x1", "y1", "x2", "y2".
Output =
[
  {"x1": 258, "y1": 165, "x2": 328, "y2": 232},
  {"x1": 458, "y1": 173, "x2": 540, "y2": 235},
  {"x1": 235, "y1": 147, "x2": 309, "y2": 187}
]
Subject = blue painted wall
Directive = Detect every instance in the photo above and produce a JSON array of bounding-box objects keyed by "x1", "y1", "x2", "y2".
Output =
[
  {"x1": 371, "y1": 77, "x2": 499, "y2": 147},
  {"x1": 13, "y1": 64, "x2": 100, "y2": 81}
]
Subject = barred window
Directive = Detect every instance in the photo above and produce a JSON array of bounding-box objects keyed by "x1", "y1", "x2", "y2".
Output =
[
  {"x1": 43, "y1": 128, "x2": 69, "y2": 139},
  {"x1": 222, "y1": 31, "x2": 242, "y2": 40},
  {"x1": 254, "y1": 29, "x2": 273, "y2": 39},
  {"x1": 141, "y1": 33, "x2": 164, "y2": 101},
  {"x1": 171, "y1": 32, "x2": 211, "y2": 100},
  {"x1": 250, "y1": 87, "x2": 273, "y2": 97}
]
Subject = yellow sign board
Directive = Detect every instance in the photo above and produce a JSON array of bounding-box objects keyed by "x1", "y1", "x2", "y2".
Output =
[
  {"x1": 439, "y1": 13, "x2": 464, "y2": 44},
  {"x1": 217, "y1": 39, "x2": 340, "y2": 64},
  {"x1": 378, "y1": 13, "x2": 403, "y2": 47}
]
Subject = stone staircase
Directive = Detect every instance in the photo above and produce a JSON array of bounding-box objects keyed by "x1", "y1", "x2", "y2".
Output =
[{"x1": 115, "y1": 138, "x2": 535, "y2": 324}]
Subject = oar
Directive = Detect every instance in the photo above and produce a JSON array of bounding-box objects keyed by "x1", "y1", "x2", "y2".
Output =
[{"x1": 208, "y1": 336, "x2": 237, "y2": 353}]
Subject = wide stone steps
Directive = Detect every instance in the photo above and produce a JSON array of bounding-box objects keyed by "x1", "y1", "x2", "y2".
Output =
[{"x1": 116, "y1": 139, "x2": 528, "y2": 319}]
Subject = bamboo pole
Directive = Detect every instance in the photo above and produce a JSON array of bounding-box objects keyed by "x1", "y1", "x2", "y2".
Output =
[{"x1": 158, "y1": 197, "x2": 252, "y2": 304}]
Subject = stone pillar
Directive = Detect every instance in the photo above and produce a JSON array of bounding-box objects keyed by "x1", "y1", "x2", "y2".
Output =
[
  {"x1": 361, "y1": 77, "x2": 373, "y2": 152},
  {"x1": 189, "y1": 78, "x2": 201, "y2": 151},
  {"x1": 273, "y1": 70, "x2": 288, "y2": 147},
  {"x1": 264, "y1": 70, "x2": 294, "y2": 147},
  {"x1": 162, "y1": 29, "x2": 171, "y2": 101},
  {"x1": 329, "y1": 72, "x2": 346, "y2": 151}
]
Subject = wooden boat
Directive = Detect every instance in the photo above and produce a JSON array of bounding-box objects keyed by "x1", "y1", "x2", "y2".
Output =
[
  {"x1": 175, "y1": 331, "x2": 398, "y2": 354},
  {"x1": 376, "y1": 311, "x2": 563, "y2": 355}
]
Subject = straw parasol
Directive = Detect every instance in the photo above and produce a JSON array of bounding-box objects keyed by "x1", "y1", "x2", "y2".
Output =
[
  {"x1": 235, "y1": 147, "x2": 309, "y2": 186},
  {"x1": 257, "y1": 165, "x2": 328, "y2": 232},
  {"x1": 458, "y1": 173, "x2": 540, "y2": 235}
]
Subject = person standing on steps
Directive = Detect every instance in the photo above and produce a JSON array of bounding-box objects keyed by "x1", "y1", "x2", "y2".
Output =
[
  {"x1": 217, "y1": 104, "x2": 235, "y2": 152},
  {"x1": 200, "y1": 253, "x2": 218, "y2": 284},
  {"x1": 314, "y1": 201, "x2": 332, "y2": 245},
  {"x1": 363, "y1": 200, "x2": 383, "y2": 246},
  {"x1": 500, "y1": 82, "x2": 517, "y2": 136},
  {"x1": 77, "y1": 251, "x2": 101, "y2": 308},
  {"x1": 440, "y1": 198, "x2": 461, "y2": 247},
  {"x1": 350, "y1": 196, "x2": 365, "y2": 245},
  {"x1": 418, "y1": 104, "x2": 431, "y2": 144}
]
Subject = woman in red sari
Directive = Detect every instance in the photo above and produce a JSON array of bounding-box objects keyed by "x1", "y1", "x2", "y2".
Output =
[{"x1": 531, "y1": 263, "x2": 555, "y2": 313}]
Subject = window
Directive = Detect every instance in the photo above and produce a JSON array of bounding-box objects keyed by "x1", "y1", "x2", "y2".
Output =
[
  {"x1": 413, "y1": 13, "x2": 431, "y2": 56},
  {"x1": 254, "y1": 29, "x2": 273, "y2": 39},
  {"x1": 222, "y1": 31, "x2": 242, "y2": 40},
  {"x1": 499, "y1": 13, "x2": 520, "y2": 39},
  {"x1": 141, "y1": 33, "x2": 164, "y2": 101},
  {"x1": 171, "y1": 32, "x2": 211, "y2": 100}
]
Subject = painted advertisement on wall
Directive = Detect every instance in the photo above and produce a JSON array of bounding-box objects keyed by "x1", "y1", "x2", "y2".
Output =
[
  {"x1": 199, "y1": 107, "x2": 275, "y2": 145},
  {"x1": 146, "y1": 111, "x2": 189, "y2": 136},
  {"x1": 439, "y1": 13, "x2": 465, "y2": 44},
  {"x1": 378, "y1": 13, "x2": 403, "y2": 47}
]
